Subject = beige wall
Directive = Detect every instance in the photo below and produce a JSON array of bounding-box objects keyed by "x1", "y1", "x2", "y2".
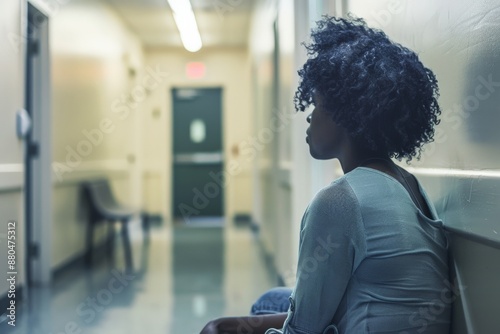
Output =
[
  {"x1": 0, "y1": 0, "x2": 255, "y2": 282},
  {"x1": 344, "y1": 3, "x2": 500, "y2": 329},
  {"x1": 50, "y1": 0, "x2": 145, "y2": 268},
  {"x1": 249, "y1": 0, "x2": 500, "y2": 288},
  {"x1": 0, "y1": 0, "x2": 26, "y2": 297},
  {"x1": 143, "y1": 48, "x2": 254, "y2": 221},
  {"x1": 249, "y1": 0, "x2": 276, "y2": 257},
  {"x1": 249, "y1": 0, "x2": 321, "y2": 286},
  {"x1": 346, "y1": 0, "x2": 500, "y2": 247}
]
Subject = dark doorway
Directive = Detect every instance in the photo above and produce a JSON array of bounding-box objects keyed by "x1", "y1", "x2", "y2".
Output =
[{"x1": 172, "y1": 88, "x2": 224, "y2": 222}]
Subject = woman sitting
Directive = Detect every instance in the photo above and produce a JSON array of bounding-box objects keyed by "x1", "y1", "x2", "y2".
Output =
[{"x1": 201, "y1": 15, "x2": 451, "y2": 334}]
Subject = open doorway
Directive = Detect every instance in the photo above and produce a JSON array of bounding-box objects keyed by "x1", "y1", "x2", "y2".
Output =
[{"x1": 25, "y1": 3, "x2": 52, "y2": 285}]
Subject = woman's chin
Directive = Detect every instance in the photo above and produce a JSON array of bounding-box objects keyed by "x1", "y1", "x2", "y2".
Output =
[
  {"x1": 308, "y1": 147, "x2": 323, "y2": 160},
  {"x1": 309, "y1": 147, "x2": 335, "y2": 160}
]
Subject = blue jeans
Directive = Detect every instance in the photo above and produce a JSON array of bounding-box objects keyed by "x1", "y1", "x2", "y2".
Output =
[{"x1": 250, "y1": 287, "x2": 293, "y2": 315}]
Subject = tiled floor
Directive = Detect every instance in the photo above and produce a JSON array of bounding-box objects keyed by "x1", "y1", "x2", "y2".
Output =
[{"x1": 2, "y1": 220, "x2": 277, "y2": 334}]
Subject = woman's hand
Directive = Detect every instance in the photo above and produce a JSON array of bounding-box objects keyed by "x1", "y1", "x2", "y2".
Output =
[{"x1": 200, "y1": 313, "x2": 287, "y2": 334}]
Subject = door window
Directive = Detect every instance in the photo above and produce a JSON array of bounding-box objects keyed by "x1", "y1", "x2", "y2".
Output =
[{"x1": 190, "y1": 119, "x2": 206, "y2": 143}]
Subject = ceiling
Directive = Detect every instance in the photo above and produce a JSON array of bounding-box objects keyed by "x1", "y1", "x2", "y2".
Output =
[{"x1": 105, "y1": 0, "x2": 255, "y2": 50}]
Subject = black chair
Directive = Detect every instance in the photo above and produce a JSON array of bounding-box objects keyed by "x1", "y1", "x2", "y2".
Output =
[{"x1": 82, "y1": 179, "x2": 149, "y2": 272}]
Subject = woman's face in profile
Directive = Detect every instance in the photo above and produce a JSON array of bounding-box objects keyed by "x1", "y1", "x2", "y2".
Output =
[{"x1": 306, "y1": 94, "x2": 345, "y2": 160}]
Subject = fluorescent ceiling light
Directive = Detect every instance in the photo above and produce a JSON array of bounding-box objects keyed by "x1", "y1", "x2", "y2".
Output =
[{"x1": 167, "y1": 0, "x2": 202, "y2": 52}]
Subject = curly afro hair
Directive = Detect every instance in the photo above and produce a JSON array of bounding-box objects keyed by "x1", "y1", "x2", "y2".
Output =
[{"x1": 294, "y1": 15, "x2": 441, "y2": 162}]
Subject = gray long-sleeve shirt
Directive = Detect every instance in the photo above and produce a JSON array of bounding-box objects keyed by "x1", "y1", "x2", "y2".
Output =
[{"x1": 267, "y1": 167, "x2": 451, "y2": 334}]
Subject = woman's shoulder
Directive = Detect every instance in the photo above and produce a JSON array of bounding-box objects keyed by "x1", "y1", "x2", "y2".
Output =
[
  {"x1": 313, "y1": 167, "x2": 400, "y2": 213},
  {"x1": 305, "y1": 174, "x2": 366, "y2": 244},
  {"x1": 310, "y1": 175, "x2": 361, "y2": 216},
  {"x1": 310, "y1": 166, "x2": 419, "y2": 217},
  {"x1": 315, "y1": 168, "x2": 382, "y2": 201},
  {"x1": 343, "y1": 167, "x2": 405, "y2": 199}
]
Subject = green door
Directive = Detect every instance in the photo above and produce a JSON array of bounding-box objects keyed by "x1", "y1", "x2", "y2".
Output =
[{"x1": 172, "y1": 88, "x2": 224, "y2": 222}]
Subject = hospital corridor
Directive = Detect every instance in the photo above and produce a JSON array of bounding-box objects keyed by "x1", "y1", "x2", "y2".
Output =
[{"x1": 1, "y1": 0, "x2": 500, "y2": 333}]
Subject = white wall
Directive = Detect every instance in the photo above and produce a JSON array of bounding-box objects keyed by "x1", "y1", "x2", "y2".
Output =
[
  {"x1": 0, "y1": 0, "x2": 27, "y2": 298},
  {"x1": 50, "y1": 0, "x2": 145, "y2": 268},
  {"x1": 248, "y1": 0, "x2": 343, "y2": 286},
  {"x1": 143, "y1": 48, "x2": 254, "y2": 222},
  {"x1": 249, "y1": 0, "x2": 299, "y2": 284},
  {"x1": 248, "y1": 0, "x2": 278, "y2": 260}
]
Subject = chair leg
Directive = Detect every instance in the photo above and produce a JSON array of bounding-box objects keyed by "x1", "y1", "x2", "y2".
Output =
[
  {"x1": 107, "y1": 221, "x2": 115, "y2": 259},
  {"x1": 141, "y1": 212, "x2": 150, "y2": 243},
  {"x1": 86, "y1": 215, "x2": 95, "y2": 266},
  {"x1": 121, "y1": 219, "x2": 134, "y2": 272}
]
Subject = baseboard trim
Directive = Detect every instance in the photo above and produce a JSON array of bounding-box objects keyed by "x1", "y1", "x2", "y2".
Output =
[
  {"x1": 148, "y1": 214, "x2": 163, "y2": 226},
  {"x1": 53, "y1": 238, "x2": 111, "y2": 280},
  {"x1": 233, "y1": 213, "x2": 253, "y2": 226}
]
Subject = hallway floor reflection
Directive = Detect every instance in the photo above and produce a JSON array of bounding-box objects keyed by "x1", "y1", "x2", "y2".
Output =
[{"x1": 3, "y1": 220, "x2": 276, "y2": 334}]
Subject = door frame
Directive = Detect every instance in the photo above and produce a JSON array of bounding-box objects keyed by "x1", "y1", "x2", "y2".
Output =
[
  {"x1": 170, "y1": 86, "x2": 225, "y2": 221},
  {"x1": 25, "y1": 0, "x2": 52, "y2": 285}
]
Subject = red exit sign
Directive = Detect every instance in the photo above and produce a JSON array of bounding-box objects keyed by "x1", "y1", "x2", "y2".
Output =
[{"x1": 186, "y1": 62, "x2": 206, "y2": 79}]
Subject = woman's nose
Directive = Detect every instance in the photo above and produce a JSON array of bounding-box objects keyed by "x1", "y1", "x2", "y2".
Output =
[{"x1": 306, "y1": 114, "x2": 312, "y2": 123}]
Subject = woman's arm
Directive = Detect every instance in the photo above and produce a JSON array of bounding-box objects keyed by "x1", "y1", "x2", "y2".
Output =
[
  {"x1": 200, "y1": 313, "x2": 287, "y2": 334},
  {"x1": 283, "y1": 183, "x2": 365, "y2": 333}
]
